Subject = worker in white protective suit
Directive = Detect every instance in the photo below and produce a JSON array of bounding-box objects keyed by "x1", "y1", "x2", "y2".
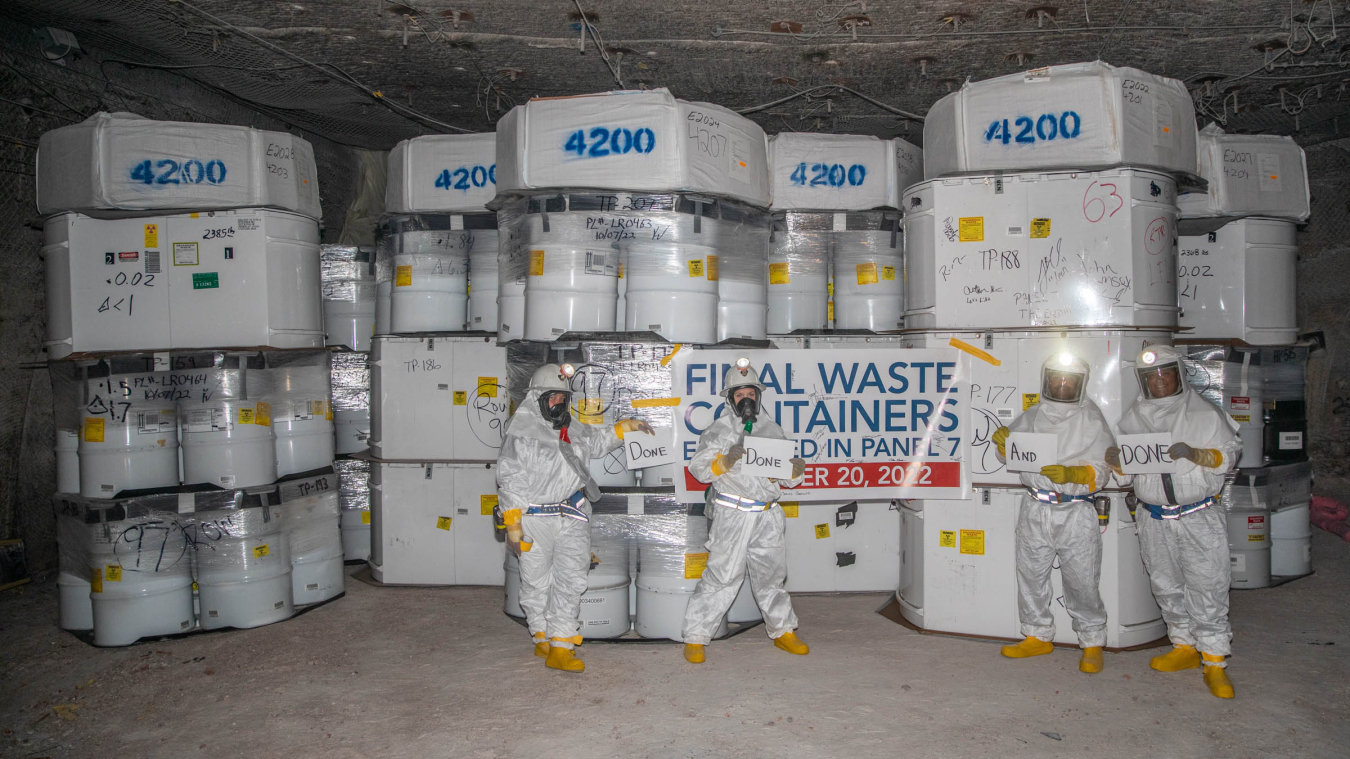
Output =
[
  {"x1": 681, "y1": 358, "x2": 808, "y2": 664},
  {"x1": 1107, "y1": 345, "x2": 1241, "y2": 699},
  {"x1": 991, "y1": 352, "x2": 1114, "y2": 673},
  {"x1": 496, "y1": 363, "x2": 652, "y2": 673}
]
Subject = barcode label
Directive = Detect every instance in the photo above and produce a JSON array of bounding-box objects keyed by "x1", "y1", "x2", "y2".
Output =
[
  {"x1": 138, "y1": 413, "x2": 159, "y2": 434},
  {"x1": 144, "y1": 250, "x2": 161, "y2": 273},
  {"x1": 585, "y1": 250, "x2": 618, "y2": 276}
]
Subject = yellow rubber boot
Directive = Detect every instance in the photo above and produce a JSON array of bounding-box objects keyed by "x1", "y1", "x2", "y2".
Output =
[
  {"x1": 773, "y1": 631, "x2": 810, "y2": 655},
  {"x1": 1001, "y1": 636, "x2": 1053, "y2": 658},
  {"x1": 1150, "y1": 644, "x2": 1201, "y2": 672},
  {"x1": 545, "y1": 644, "x2": 585, "y2": 673},
  {"x1": 683, "y1": 643, "x2": 705, "y2": 664},
  {"x1": 533, "y1": 632, "x2": 549, "y2": 658},
  {"x1": 1079, "y1": 647, "x2": 1104, "y2": 673},
  {"x1": 1202, "y1": 654, "x2": 1234, "y2": 699}
]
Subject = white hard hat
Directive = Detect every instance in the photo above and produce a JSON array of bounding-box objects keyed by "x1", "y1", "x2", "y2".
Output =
[
  {"x1": 529, "y1": 363, "x2": 576, "y2": 394},
  {"x1": 720, "y1": 357, "x2": 767, "y2": 398}
]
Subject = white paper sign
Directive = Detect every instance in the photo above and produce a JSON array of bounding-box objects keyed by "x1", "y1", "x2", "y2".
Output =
[
  {"x1": 1005, "y1": 432, "x2": 1057, "y2": 473},
  {"x1": 624, "y1": 428, "x2": 676, "y2": 470},
  {"x1": 1118, "y1": 433, "x2": 1176, "y2": 474},
  {"x1": 739, "y1": 436, "x2": 796, "y2": 478}
]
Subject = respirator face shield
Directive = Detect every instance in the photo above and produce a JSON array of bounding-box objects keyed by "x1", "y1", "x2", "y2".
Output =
[
  {"x1": 538, "y1": 391, "x2": 573, "y2": 429},
  {"x1": 731, "y1": 387, "x2": 760, "y2": 422},
  {"x1": 1042, "y1": 368, "x2": 1087, "y2": 403}
]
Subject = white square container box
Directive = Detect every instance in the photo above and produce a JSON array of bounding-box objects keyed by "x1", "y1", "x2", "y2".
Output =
[
  {"x1": 38, "y1": 112, "x2": 320, "y2": 219},
  {"x1": 898, "y1": 329, "x2": 1172, "y2": 487},
  {"x1": 495, "y1": 89, "x2": 772, "y2": 207},
  {"x1": 386, "y1": 133, "x2": 496, "y2": 214},
  {"x1": 368, "y1": 335, "x2": 510, "y2": 461},
  {"x1": 897, "y1": 489, "x2": 1165, "y2": 649},
  {"x1": 1178, "y1": 124, "x2": 1310, "y2": 222},
  {"x1": 768, "y1": 133, "x2": 922, "y2": 211},
  {"x1": 1178, "y1": 218, "x2": 1299, "y2": 345},
  {"x1": 368, "y1": 461, "x2": 505, "y2": 585},
  {"x1": 903, "y1": 168, "x2": 1180, "y2": 329},
  {"x1": 923, "y1": 62, "x2": 1197, "y2": 179},
  {"x1": 44, "y1": 209, "x2": 323, "y2": 358},
  {"x1": 782, "y1": 501, "x2": 900, "y2": 592}
]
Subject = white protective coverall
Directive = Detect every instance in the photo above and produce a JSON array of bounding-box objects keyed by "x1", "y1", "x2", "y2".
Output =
[
  {"x1": 1116, "y1": 347, "x2": 1241, "y2": 659},
  {"x1": 496, "y1": 388, "x2": 621, "y2": 649},
  {"x1": 999, "y1": 358, "x2": 1114, "y2": 648},
  {"x1": 681, "y1": 410, "x2": 805, "y2": 645}
]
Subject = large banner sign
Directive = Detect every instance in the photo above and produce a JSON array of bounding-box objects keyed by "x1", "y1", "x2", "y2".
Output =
[{"x1": 670, "y1": 348, "x2": 971, "y2": 502}]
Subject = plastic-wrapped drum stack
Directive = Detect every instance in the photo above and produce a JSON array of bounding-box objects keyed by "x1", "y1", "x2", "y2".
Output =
[
  {"x1": 493, "y1": 88, "x2": 772, "y2": 343},
  {"x1": 766, "y1": 132, "x2": 922, "y2": 333},
  {"x1": 383, "y1": 133, "x2": 499, "y2": 335},
  {"x1": 1174, "y1": 123, "x2": 1314, "y2": 588},
  {"x1": 896, "y1": 61, "x2": 1201, "y2": 646}
]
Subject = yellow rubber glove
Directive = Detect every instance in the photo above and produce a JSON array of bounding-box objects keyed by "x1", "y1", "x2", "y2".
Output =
[
  {"x1": 1105, "y1": 446, "x2": 1124, "y2": 476},
  {"x1": 503, "y1": 509, "x2": 523, "y2": 556},
  {"x1": 614, "y1": 418, "x2": 655, "y2": 439},
  {"x1": 790, "y1": 457, "x2": 806, "y2": 479},
  {"x1": 992, "y1": 426, "x2": 1011, "y2": 457},
  {"x1": 1040, "y1": 464, "x2": 1097, "y2": 487},
  {"x1": 711, "y1": 444, "x2": 745, "y2": 476},
  {"x1": 1169, "y1": 443, "x2": 1223, "y2": 468}
]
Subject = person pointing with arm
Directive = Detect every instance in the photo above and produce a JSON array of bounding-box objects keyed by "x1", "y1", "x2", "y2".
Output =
[
  {"x1": 496, "y1": 363, "x2": 651, "y2": 673},
  {"x1": 681, "y1": 358, "x2": 808, "y2": 664}
]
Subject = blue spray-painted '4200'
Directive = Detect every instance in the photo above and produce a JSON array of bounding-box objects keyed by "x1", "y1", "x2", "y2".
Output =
[
  {"x1": 564, "y1": 127, "x2": 656, "y2": 158},
  {"x1": 984, "y1": 111, "x2": 1082, "y2": 145},
  {"x1": 130, "y1": 159, "x2": 227, "y2": 185},
  {"x1": 434, "y1": 164, "x2": 496, "y2": 191},
  {"x1": 789, "y1": 162, "x2": 867, "y2": 188}
]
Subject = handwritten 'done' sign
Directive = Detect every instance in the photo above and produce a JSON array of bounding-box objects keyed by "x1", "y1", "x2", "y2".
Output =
[
  {"x1": 738, "y1": 436, "x2": 796, "y2": 478},
  {"x1": 1005, "y1": 432, "x2": 1058, "y2": 473},
  {"x1": 624, "y1": 428, "x2": 676, "y2": 470},
  {"x1": 1117, "y1": 433, "x2": 1176, "y2": 474}
]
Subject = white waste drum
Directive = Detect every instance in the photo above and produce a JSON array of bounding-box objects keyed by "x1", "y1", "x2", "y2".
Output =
[
  {"x1": 55, "y1": 427, "x2": 81, "y2": 494},
  {"x1": 380, "y1": 214, "x2": 475, "y2": 333},
  {"x1": 336, "y1": 458, "x2": 371, "y2": 562},
  {"x1": 468, "y1": 228, "x2": 501, "y2": 331},
  {"x1": 622, "y1": 198, "x2": 726, "y2": 344},
  {"x1": 767, "y1": 213, "x2": 831, "y2": 333},
  {"x1": 285, "y1": 488, "x2": 345, "y2": 604},
  {"x1": 56, "y1": 505, "x2": 94, "y2": 631},
  {"x1": 271, "y1": 410, "x2": 335, "y2": 477},
  {"x1": 635, "y1": 514, "x2": 728, "y2": 641},
  {"x1": 581, "y1": 533, "x2": 633, "y2": 639},
  {"x1": 833, "y1": 214, "x2": 904, "y2": 331},
  {"x1": 321, "y1": 245, "x2": 377, "y2": 351},
  {"x1": 500, "y1": 195, "x2": 619, "y2": 340},
  {"x1": 180, "y1": 399, "x2": 277, "y2": 489},
  {"x1": 1224, "y1": 349, "x2": 1265, "y2": 470},
  {"x1": 78, "y1": 407, "x2": 179, "y2": 498},
  {"x1": 333, "y1": 409, "x2": 370, "y2": 455},
  {"x1": 1226, "y1": 507, "x2": 1271, "y2": 589},
  {"x1": 1270, "y1": 501, "x2": 1312, "y2": 577},
  {"x1": 88, "y1": 506, "x2": 195, "y2": 646},
  {"x1": 375, "y1": 281, "x2": 392, "y2": 335},
  {"x1": 1178, "y1": 217, "x2": 1299, "y2": 345},
  {"x1": 192, "y1": 496, "x2": 294, "y2": 629}
]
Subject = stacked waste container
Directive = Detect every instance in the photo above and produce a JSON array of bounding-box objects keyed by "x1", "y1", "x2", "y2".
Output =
[
  {"x1": 894, "y1": 61, "x2": 1203, "y2": 648},
  {"x1": 39, "y1": 113, "x2": 344, "y2": 645},
  {"x1": 1173, "y1": 123, "x2": 1313, "y2": 588}
]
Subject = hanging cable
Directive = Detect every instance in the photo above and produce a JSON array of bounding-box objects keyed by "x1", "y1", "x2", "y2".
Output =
[{"x1": 736, "y1": 85, "x2": 924, "y2": 122}]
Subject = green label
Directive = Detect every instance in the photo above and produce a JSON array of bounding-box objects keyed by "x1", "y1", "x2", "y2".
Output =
[{"x1": 192, "y1": 272, "x2": 219, "y2": 290}]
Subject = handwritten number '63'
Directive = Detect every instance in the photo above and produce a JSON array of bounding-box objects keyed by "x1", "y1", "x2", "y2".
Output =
[{"x1": 1081, "y1": 181, "x2": 1123, "y2": 223}]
